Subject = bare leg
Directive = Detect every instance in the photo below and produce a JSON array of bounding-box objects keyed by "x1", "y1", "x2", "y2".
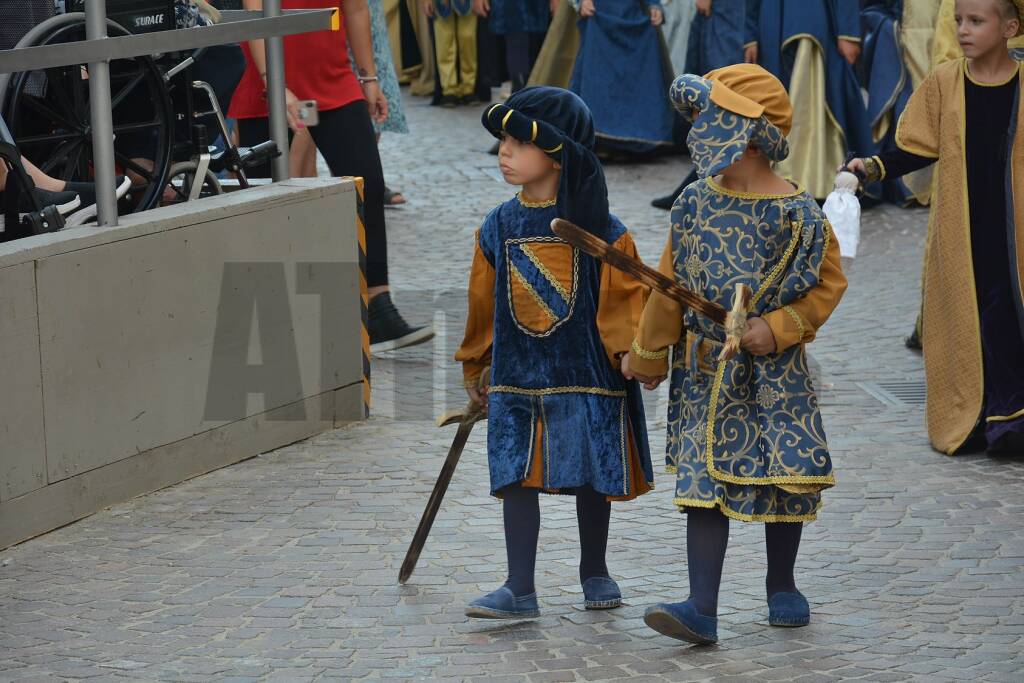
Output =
[{"x1": 289, "y1": 128, "x2": 317, "y2": 178}]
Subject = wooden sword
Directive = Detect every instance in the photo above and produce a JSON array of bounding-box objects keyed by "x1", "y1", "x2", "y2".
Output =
[{"x1": 550, "y1": 218, "x2": 752, "y2": 360}]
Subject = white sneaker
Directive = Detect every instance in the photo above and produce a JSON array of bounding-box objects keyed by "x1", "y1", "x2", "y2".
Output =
[{"x1": 65, "y1": 175, "x2": 132, "y2": 227}]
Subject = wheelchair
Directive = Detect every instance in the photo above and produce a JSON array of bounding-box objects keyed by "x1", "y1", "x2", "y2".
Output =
[{"x1": 0, "y1": 2, "x2": 278, "y2": 237}]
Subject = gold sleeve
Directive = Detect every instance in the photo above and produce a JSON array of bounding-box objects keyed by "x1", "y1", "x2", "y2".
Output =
[
  {"x1": 454, "y1": 232, "x2": 495, "y2": 387},
  {"x1": 761, "y1": 232, "x2": 848, "y2": 353},
  {"x1": 630, "y1": 235, "x2": 684, "y2": 378},
  {"x1": 894, "y1": 66, "x2": 942, "y2": 159},
  {"x1": 596, "y1": 231, "x2": 650, "y2": 368}
]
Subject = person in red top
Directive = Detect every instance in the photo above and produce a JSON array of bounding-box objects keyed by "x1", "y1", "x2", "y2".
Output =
[{"x1": 230, "y1": 0, "x2": 434, "y2": 352}]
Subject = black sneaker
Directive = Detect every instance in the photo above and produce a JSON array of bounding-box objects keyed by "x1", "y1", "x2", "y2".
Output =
[
  {"x1": 651, "y1": 193, "x2": 676, "y2": 210},
  {"x1": 368, "y1": 291, "x2": 435, "y2": 353},
  {"x1": 904, "y1": 326, "x2": 922, "y2": 351},
  {"x1": 4, "y1": 187, "x2": 81, "y2": 215},
  {"x1": 0, "y1": 188, "x2": 79, "y2": 235},
  {"x1": 440, "y1": 95, "x2": 458, "y2": 108}
]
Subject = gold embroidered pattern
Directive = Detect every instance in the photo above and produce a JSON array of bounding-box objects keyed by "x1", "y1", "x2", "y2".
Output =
[
  {"x1": 706, "y1": 176, "x2": 803, "y2": 200},
  {"x1": 619, "y1": 399, "x2": 628, "y2": 495},
  {"x1": 520, "y1": 243, "x2": 570, "y2": 301},
  {"x1": 684, "y1": 252, "x2": 706, "y2": 279},
  {"x1": 517, "y1": 192, "x2": 557, "y2": 209},
  {"x1": 756, "y1": 385, "x2": 783, "y2": 410},
  {"x1": 631, "y1": 340, "x2": 669, "y2": 360},
  {"x1": 522, "y1": 401, "x2": 536, "y2": 480},
  {"x1": 703, "y1": 359, "x2": 836, "y2": 486},
  {"x1": 751, "y1": 220, "x2": 802, "y2": 306},
  {"x1": 541, "y1": 397, "x2": 551, "y2": 488},
  {"x1": 489, "y1": 385, "x2": 627, "y2": 397},
  {"x1": 783, "y1": 305, "x2": 806, "y2": 341},
  {"x1": 672, "y1": 497, "x2": 821, "y2": 523}
]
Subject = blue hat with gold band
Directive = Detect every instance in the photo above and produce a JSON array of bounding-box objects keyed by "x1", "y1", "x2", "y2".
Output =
[
  {"x1": 482, "y1": 87, "x2": 609, "y2": 238},
  {"x1": 670, "y1": 66, "x2": 791, "y2": 179}
]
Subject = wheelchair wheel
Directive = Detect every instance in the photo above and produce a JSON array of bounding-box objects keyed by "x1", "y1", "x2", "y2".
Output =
[
  {"x1": 161, "y1": 161, "x2": 223, "y2": 206},
  {"x1": 1, "y1": 13, "x2": 174, "y2": 213}
]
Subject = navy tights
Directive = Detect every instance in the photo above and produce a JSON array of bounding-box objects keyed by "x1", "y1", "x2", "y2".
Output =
[
  {"x1": 501, "y1": 485, "x2": 611, "y2": 597},
  {"x1": 685, "y1": 508, "x2": 803, "y2": 617}
]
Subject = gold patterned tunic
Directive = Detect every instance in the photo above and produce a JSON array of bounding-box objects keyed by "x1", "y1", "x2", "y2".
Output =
[{"x1": 631, "y1": 178, "x2": 848, "y2": 522}]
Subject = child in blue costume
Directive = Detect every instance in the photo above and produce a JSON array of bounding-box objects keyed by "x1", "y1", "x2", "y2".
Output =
[
  {"x1": 624, "y1": 64, "x2": 848, "y2": 643},
  {"x1": 456, "y1": 87, "x2": 655, "y2": 619}
]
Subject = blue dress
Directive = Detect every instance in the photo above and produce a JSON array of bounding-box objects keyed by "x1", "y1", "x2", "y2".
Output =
[
  {"x1": 477, "y1": 196, "x2": 654, "y2": 497},
  {"x1": 569, "y1": 0, "x2": 675, "y2": 153},
  {"x1": 685, "y1": 0, "x2": 752, "y2": 75}
]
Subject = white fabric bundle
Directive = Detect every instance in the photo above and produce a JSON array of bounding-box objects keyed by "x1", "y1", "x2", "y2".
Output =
[{"x1": 822, "y1": 170, "x2": 861, "y2": 259}]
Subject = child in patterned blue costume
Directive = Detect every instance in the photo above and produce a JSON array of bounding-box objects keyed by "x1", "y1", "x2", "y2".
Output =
[
  {"x1": 456, "y1": 87, "x2": 655, "y2": 619},
  {"x1": 623, "y1": 64, "x2": 848, "y2": 643}
]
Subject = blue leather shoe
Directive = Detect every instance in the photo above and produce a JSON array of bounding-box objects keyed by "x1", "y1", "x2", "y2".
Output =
[
  {"x1": 643, "y1": 599, "x2": 718, "y2": 644},
  {"x1": 465, "y1": 587, "x2": 540, "y2": 619},
  {"x1": 582, "y1": 576, "x2": 622, "y2": 610},
  {"x1": 768, "y1": 591, "x2": 810, "y2": 627}
]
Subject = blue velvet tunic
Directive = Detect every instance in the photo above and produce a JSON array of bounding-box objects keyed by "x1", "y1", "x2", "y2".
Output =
[
  {"x1": 479, "y1": 196, "x2": 654, "y2": 497},
  {"x1": 666, "y1": 179, "x2": 836, "y2": 522}
]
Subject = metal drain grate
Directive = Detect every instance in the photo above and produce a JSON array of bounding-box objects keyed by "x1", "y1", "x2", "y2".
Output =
[{"x1": 857, "y1": 381, "x2": 927, "y2": 407}]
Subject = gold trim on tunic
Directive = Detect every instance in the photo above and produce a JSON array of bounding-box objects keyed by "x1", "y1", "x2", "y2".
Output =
[
  {"x1": 672, "y1": 497, "x2": 822, "y2": 522},
  {"x1": 489, "y1": 385, "x2": 628, "y2": 397},
  {"x1": 516, "y1": 192, "x2": 557, "y2": 209}
]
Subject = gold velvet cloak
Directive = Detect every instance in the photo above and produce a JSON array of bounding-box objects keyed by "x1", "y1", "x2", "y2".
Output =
[{"x1": 895, "y1": 58, "x2": 1024, "y2": 454}]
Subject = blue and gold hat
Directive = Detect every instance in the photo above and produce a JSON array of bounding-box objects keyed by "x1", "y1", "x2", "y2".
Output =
[
  {"x1": 670, "y1": 64, "x2": 793, "y2": 179},
  {"x1": 482, "y1": 87, "x2": 610, "y2": 237}
]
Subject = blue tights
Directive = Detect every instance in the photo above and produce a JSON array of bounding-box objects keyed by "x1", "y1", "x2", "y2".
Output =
[
  {"x1": 501, "y1": 484, "x2": 611, "y2": 597},
  {"x1": 685, "y1": 507, "x2": 803, "y2": 617}
]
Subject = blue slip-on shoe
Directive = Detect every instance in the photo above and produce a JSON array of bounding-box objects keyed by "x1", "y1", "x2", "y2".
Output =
[
  {"x1": 643, "y1": 599, "x2": 718, "y2": 644},
  {"x1": 768, "y1": 591, "x2": 810, "y2": 627},
  {"x1": 465, "y1": 587, "x2": 540, "y2": 619},
  {"x1": 582, "y1": 576, "x2": 622, "y2": 610}
]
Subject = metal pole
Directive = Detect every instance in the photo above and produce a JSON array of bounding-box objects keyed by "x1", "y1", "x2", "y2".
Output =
[
  {"x1": 263, "y1": 0, "x2": 290, "y2": 181},
  {"x1": 85, "y1": 0, "x2": 118, "y2": 226}
]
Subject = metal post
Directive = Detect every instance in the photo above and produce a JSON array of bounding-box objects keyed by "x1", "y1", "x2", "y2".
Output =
[
  {"x1": 263, "y1": 0, "x2": 290, "y2": 181},
  {"x1": 85, "y1": 0, "x2": 118, "y2": 226}
]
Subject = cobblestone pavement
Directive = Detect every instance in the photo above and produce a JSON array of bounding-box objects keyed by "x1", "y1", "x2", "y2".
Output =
[{"x1": 2, "y1": 92, "x2": 1024, "y2": 683}]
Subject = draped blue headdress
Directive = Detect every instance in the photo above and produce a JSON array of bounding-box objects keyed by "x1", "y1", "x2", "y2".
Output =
[
  {"x1": 482, "y1": 87, "x2": 610, "y2": 238},
  {"x1": 670, "y1": 73, "x2": 790, "y2": 179}
]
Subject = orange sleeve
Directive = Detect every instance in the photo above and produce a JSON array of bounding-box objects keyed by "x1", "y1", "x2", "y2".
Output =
[
  {"x1": 629, "y1": 235, "x2": 685, "y2": 378},
  {"x1": 454, "y1": 231, "x2": 496, "y2": 386},
  {"x1": 762, "y1": 231, "x2": 848, "y2": 353},
  {"x1": 596, "y1": 231, "x2": 650, "y2": 368}
]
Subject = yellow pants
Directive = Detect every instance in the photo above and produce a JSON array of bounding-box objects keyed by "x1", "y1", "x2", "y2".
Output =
[{"x1": 434, "y1": 13, "x2": 477, "y2": 97}]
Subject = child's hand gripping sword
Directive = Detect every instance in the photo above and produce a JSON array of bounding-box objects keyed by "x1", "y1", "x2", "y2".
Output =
[
  {"x1": 550, "y1": 219, "x2": 753, "y2": 360},
  {"x1": 398, "y1": 370, "x2": 489, "y2": 584}
]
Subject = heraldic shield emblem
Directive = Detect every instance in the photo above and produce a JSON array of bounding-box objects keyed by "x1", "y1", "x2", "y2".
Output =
[{"x1": 505, "y1": 237, "x2": 579, "y2": 337}]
